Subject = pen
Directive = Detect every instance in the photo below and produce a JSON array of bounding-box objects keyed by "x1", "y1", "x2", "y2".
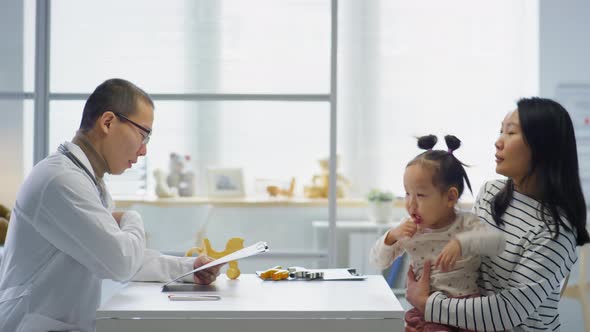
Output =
[{"x1": 168, "y1": 294, "x2": 221, "y2": 301}]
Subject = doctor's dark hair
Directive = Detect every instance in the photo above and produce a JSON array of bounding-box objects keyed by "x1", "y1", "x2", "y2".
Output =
[
  {"x1": 407, "y1": 134, "x2": 473, "y2": 198},
  {"x1": 491, "y1": 97, "x2": 590, "y2": 246},
  {"x1": 79, "y1": 78, "x2": 154, "y2": 131}
]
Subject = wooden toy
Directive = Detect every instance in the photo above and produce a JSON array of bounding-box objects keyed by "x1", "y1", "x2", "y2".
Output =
[
  {"x1": 186, "y1": 237, "x2": 244, "y2": 279},
  {"x1": 266, "y1": 177, "x2": 296, "y2": 197}
]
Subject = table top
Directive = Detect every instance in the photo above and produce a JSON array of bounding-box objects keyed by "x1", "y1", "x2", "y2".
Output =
[{"x1": 97, "y1": 274, "x2": 404, "y2": 320}]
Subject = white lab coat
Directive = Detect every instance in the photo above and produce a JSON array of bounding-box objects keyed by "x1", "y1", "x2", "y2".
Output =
[{"x1": 0, "y1": 142, "x2": 195, "y2": 332}]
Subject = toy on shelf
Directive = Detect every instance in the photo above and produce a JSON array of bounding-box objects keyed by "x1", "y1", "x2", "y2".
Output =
[
  {"x1": 153, "y1": 169, "x2": 176, "y2": 198},
  {"x1": 153, "y1": 153, "x2": 196, "y2": 198},
  {"x1": 266, "y1": 177, "x2": 296, "y2": 198},
  {"x1": 304, "y1": 156, "x2": 351, "y2": 199},
  {"x1": 185, "y1": 237, "x2": 244, "y2": 280}
]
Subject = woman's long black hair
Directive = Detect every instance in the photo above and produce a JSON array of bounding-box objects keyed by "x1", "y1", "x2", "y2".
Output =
[{"x1": 491, "y1": 97, "x2": 590, "y2": 246}]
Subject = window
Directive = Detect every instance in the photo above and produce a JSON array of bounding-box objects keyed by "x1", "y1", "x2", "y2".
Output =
[
  {"x1": 337, "y1": 0, "x2": 538, "y2": 200},
  {"x1": 48, "y1": 0, "x2": 331, "y2": 197},
  {"x1": 0, "y1": 0, "x2": 35, "y2": 205},
  {"x1": 47, "y1": 1, "x2": 538, "y2": 200}
]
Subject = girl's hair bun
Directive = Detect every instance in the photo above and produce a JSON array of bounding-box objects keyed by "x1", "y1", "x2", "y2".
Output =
[
  {"x1": 417, "y1": 135, "x2": 437, "y2": 150},
  {"x1": 444, "y1": 135, "x2": 461, "y2": 152}
]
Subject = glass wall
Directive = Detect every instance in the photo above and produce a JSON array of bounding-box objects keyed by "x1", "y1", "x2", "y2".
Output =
[{"x1": 337, "y1": 0, "x2": 538, "y2": 201}]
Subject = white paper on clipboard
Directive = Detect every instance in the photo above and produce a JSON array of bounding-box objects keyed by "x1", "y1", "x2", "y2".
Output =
[{"x1": 163, "y1": 241, "x2": 269, "y2": 287}]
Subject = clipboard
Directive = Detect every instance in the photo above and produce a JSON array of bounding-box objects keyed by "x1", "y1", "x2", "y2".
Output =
[{"x1": 163, "y1": 241, "x2": 269, "y2": 289}]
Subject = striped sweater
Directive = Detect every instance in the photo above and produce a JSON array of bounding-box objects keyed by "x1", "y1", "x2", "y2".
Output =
[{"x1": 426, "y1": 180, "x2": 578, "y2": 331}]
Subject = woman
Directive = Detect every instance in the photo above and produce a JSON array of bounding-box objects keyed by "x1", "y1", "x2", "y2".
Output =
[{"x1": 406, "y1": 97, "x2": 590, "y2": 331}]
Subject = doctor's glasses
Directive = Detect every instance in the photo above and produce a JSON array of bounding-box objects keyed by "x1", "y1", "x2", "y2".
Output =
[{"x1": 114, "y1": 112, "x2": 152, "y2": 145}]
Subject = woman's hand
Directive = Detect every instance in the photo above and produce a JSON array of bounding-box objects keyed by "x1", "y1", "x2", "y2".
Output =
[
  {"x1": 436, "y1": 239, "x2": 462, "y2": 272},
  {"x1": 384, "y1": 218, "x2": 418, "y2": 245},
  {"x1": 192, "y1": 255, "x2": 222, "y2": 285},
  {"x1": 406, "y1": 260, "x2": 432, "y2": 314}
]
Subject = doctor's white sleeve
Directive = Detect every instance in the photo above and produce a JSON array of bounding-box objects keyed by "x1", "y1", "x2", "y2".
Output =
[
  {"x1": 132, "y1": 249, "x2": 195, "y2": 283},
  {"x1": 32, "y1": 171, "x2": 146, "y2": 281}
]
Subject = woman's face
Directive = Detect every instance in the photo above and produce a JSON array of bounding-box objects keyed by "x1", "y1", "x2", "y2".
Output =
[{"x1": 495, "y1": 110, "x2": 532, "y2": 184}]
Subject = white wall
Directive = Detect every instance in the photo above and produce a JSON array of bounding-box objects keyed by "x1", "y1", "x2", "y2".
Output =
[
  {"x1": 0, "y1": 0, "x2": 25, "y2": 208},
  {"x1": 540, "y1": 0, "x2": 590, "y2": 98},
  {"x1": 539, "y1": 1, "x2": 590, "y2": 329}
]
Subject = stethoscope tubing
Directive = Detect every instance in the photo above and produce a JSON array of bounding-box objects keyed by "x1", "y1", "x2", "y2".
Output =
[{"x1": 58, "y1": 144, "x2": 100, "y2": 188}]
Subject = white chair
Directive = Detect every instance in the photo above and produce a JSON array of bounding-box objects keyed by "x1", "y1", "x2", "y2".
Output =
[{"x1": 561, "y1": 244, "x2": 590, "y2": 332}]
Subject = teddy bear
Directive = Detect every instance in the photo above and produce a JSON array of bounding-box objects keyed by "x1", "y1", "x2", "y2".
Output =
[
  {"x1": 166, "y1": 153, "x2": 185, "y2": 189},
  {"x1": 304, "y1": 156, "x2": 351, "y2": 199},
  {"x1": 153, "y1": 153, "x2": 196, "y2": 198}
]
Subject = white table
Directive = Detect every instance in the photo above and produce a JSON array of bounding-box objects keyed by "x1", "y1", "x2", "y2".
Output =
[{"x1": 96, "y1": 274, "x2": 405, "y2": 332}]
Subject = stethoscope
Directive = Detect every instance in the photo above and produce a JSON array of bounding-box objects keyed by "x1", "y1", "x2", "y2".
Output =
[{"x1": 58, "y1": 143, "x2": 101, "y2": 191}]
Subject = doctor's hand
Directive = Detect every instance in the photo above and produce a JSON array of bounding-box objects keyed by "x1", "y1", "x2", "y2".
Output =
[
  {"x1": 192, "y1": 255, "x2": 223, "y2": 285},
  {"x1": 112, "y1": 212, "x2": 124, "y2": 226}
]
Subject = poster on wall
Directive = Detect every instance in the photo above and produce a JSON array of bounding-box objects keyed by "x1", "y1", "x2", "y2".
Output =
[{"x1": 556, "y1": 84, "x2": 590, "y2": 206}]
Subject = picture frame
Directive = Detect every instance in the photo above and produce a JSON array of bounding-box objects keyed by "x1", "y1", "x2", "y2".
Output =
[{"x1": 206, "y1": 168, "x2": 245, "y2": 198}]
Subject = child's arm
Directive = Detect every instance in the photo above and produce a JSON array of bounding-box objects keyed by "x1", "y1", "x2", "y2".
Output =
[
  {"x1": 456, "y1": 213, "x2": 506, "y2": 257},
  {"x1": 369, "y1": 219, "x2": 416, "y2": 270},
  {"x1": 435, "y1": 239, "x2": 461, "y2": 272},
  {"x1": 436, "y1": 213, "x2": 505, "y2": 272}
]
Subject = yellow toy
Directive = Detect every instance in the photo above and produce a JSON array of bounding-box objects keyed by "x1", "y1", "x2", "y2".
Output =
[
  {"x1": 304, "y1": 157, "x2": 351, "y2": 199},
  {"x1": 185, "y1": 237, "x2": 244, "y2": 280},
  {"x1": 259, "y1": 266, "x2": 283, "y2": 280},
  {"x1": 266, "y1": 177, "x2": 296, "y2": 198},
  {"x1": 271, "y1": 270, "x2": 290, "y2": 280}
]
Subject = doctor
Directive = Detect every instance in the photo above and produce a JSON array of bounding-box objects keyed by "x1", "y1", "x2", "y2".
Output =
[{"x1": 0, "y1": 78, "x2": 222, "y2": 332}]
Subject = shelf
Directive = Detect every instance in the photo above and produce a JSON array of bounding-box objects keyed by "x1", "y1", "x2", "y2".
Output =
[
  {"x1": 114, "y1": 196, "x2": 471, "y2": 210},
  {"x1": 113, "y1": 196, "x2": 400, "y2": 209}
]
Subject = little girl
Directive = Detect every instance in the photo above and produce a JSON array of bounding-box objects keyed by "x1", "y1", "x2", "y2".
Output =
[{"x1": 370, "y1": 135, "x2": 505, "y2": 332}]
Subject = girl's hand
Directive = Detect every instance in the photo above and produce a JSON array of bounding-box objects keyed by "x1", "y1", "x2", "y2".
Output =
[
  {"x1": 436, "y1": 239, "x2": 462, "y2": 272},
  {"x1": 406, "y1": 260, "x2": 431, "y2": 313},
  {"x1": 384, "y1": 218, "x2": 418, "y2": 245}
]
